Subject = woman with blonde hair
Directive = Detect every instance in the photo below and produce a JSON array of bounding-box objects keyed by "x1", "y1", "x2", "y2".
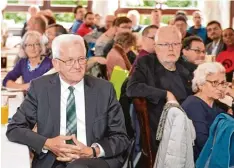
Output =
[
  {"x1": 182, "y1": 62, "x2": 232, "y2": 161},
  {"x1": 3, "y1": 31, "x2": 52, "y2": 90},
  {"x1": 106, "y1": 31, "x2": 136, "y2": 79}
]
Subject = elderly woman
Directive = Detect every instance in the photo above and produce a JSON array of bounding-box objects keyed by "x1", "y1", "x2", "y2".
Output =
[
  {"x1": 106, "y1": 31, "x2": 136, "y2": 79},
  {"x1": 2, "y1": 31, "x2": 52, "y2": 90},
  {"x1": 216, "y1": 28, "x2": 234, "y2": 82},
  {"x1": 182, "y1": 62, "x2": 229, "y2": 161}
]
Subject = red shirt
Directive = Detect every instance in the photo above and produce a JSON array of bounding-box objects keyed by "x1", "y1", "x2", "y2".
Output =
[
  {"x1": 76, "y1": 23, "x2": 93, "y2": 37},
  {"x1": 216, "y1": 45, "x2": 234, "y2": 73}
]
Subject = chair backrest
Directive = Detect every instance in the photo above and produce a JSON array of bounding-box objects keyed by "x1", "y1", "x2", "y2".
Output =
[
  {"x1": 122, "y1": 138, "x2": 135, "y2": 168},
  {"x1": 133, "y1": 98, "x2": 154, "y2": 168},
  {"x1": 110, "y1": 66, "x2": 129, "y2": 100}
]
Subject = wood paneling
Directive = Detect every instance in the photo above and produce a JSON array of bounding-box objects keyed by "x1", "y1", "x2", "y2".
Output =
[
  {"x1": 115, "y1": 7, "x2": 197, "y2": 16},
  {"x1": 230, "y1": 1, "x2": 234, "y2": 27}
]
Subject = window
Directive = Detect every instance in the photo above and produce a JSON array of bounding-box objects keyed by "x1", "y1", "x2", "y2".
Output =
[
  {"x1": 120, "y1": 0, "x2": 198, "y2": 8},
  {"x1": 51, "y1": 0, "x2": 88, "y2": 7},
  {"x1": 4, "y1": 12, "x2": 26, "y2": 25},
  {"x1": 7, "y1": 0, "x2": 43, "y2": 6}
]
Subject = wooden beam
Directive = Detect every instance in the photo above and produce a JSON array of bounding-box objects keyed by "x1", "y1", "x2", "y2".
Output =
[
  {"x1": 87, "y1": 0, "x2": 93, "y2": 12},
  {"x1": 4, "y1": 0, "x2": 93, "y2": 13},
  {"x1": 230, "y1": 0, "x2": 234, "y2": 27},
  {"x1": 115, "y1": 8, "x2": 197, "y2": 16}
]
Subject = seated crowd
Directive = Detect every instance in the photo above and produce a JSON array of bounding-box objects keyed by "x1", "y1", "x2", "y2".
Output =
[{"x1": 3, "y1": 4, "x2": 234, "y2": 168}]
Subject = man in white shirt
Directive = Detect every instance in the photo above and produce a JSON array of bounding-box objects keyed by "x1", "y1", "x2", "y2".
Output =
[{"x1": 6, "y1": 34, "x2": 129, "y2": 168}]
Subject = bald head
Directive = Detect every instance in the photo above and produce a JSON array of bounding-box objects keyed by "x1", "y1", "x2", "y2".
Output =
[
  {"x1": 105, "y1": 15, "x2": 116, "y2": 30},
  {"x1": 155, "y1": 26, "x2": 182, "y2": 43},
  {"x1": 28, "y1": 5, "x2": 40, "y2": 17}
]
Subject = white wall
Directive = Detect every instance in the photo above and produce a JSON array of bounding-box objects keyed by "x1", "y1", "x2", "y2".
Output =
[{"x1": 200, "y1": 0, "x2": 230, "y2": 28}]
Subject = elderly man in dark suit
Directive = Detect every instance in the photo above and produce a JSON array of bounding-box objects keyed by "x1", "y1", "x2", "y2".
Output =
[
  {"x1": 6, "y1": 34, "x2": 129, "y2": 168},
  {"x1": 126, "y1": 26, "x2": 193, "y2": 155}
]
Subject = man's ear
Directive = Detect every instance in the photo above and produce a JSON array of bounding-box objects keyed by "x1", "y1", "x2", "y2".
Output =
[{"x1": 52, "y1": 59, "x2": 60, "y2": 72}]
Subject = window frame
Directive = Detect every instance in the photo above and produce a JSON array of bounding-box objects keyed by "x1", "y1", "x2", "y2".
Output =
[{"x1": 4, "y1": 0, "x2": 93, "y2": 13}]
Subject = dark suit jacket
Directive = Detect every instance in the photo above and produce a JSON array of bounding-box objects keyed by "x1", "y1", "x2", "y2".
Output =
[
  {"x1": 126, "y1": 54, "x2": 193, "y2": 154},
  {"x1": 6, "y1": 73, "x2": 129, "y2": 168},
  {"x1": 206, "y1": 39, "x2": 226, "y2": 56}
]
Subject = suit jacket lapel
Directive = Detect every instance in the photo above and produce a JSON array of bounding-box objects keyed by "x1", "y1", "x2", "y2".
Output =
[
  {"x1": 48, "y1": 73, "x2": 61, "y2": 137},
  {"x1": 84, "y1": 75, "x2": 97, "y2": 146}
]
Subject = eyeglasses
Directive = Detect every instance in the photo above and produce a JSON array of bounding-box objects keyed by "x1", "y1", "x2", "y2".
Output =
[
  {"x1": 25, "y1": 43, "x2": 41, "y2": 48},
  {"x1": 189, "y1": 48, "x2": 206, "y2": 54},
  {"x1": 156, "y1": 42, "x2": 181, "y2": 48},
  {"x1": 206, "y1": 80, "x2": 228, "y2": 88},
  {"x1": 56, "y1": 57, "x2": 87, "y2": 66}
]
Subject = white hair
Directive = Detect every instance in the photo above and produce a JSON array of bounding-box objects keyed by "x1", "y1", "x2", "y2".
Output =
[
  {"x1": 19, "y1": 31, "x2": 46, "y2": 57},
  {"x1": 127, "y1": 10, "x2": 140, "y2": 22},
  {"x1": 52, "y1": 34, "x2": 86, "y2": 59},
  {"x1": 154, "y1": 25, "x2": 182, "y2": 43},
  {"x1": 192, "y1": 62, "x2": 225, "y2": 93}
]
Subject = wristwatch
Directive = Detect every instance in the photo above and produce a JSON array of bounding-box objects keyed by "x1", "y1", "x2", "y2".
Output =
[{"x1": 91, "y1": 147, "x2": 97, "y2": 158}]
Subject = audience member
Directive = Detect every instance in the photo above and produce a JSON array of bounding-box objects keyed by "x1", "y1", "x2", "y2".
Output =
[
  {"x1": 175, "y1": 10, "x2": 188, "y2": 21},
  {"x1": 84, "y1": 15, "x2": 116, "y2": 44},
  {"x1": 127, "y1": 26, "x2": 193, "y2": 155},
  {"x1": 179, "y1": 36, "x2": 205, "y2": 76},
  {"x1": 150, "y1": 9, "x2": 166, "y2": 27},
  {"x1": 71, "y1": 5, "x2": 86, "y2": 34},
  {"x1": 174, "y1": 15, "x2": 192, "y2": 40},
  {"x1": 6, "y1": 34, "x2": 129, "y2": 168},
  {"x1": 2, "y1": 31, "x2": 52, "y2": 90},
  {"x1": 127, "y1": 10, "x2": 142, "y2": 32},
  {"x1": 188, "y1": 11, "x2": 207, "y2": 43},
  {"x1": 106, "y1": 32, "x2": 136, "y2": 79},
  {"x1": 45, "y1": 24, "x2": 68, "y2": 58},
  {"x1": 182, "y1": 62, "x2": 230, "y2": 161},
  {"x1": 94, "y1": 13, "x2": 101, "y2": 28},
  {"x1": 95, "y1": 16, "x2": 132, "y2": 57},
  {"x1": 206, "y1": 20, "x2": 225, "y2": 56},
  {"x1": 77, "y1": 12, "x2": 95, "y2": 37},
  {"x1": 21, "y1": 5, "x2": 40, "y2": 37},
  {"x1": 216, "y1": 28, "x2": 234, "y2": 82},
  {"x1": 131, "y1": 25, "x2": 158, "y2": 72},
  {"x1": 27, "y1": 15, "x2": 47, "y2": 35}
]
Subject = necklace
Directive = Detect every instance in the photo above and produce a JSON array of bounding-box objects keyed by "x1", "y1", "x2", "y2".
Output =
[{"x1": 27, "y1": 57, "x2": 44, "y2": 72}]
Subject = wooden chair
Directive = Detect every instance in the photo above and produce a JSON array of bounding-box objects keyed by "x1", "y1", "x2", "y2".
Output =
[{"x1": 133, "y1": 98, "x2": 155, "y2": 168}]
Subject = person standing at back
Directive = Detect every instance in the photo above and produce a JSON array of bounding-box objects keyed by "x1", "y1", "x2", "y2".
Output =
[
  {"x1": 71, "y1": 5, "x2": 86, "y2": 34},
  {"x1": 188, "y1": 11, "x2": 207, "y2": 44}
]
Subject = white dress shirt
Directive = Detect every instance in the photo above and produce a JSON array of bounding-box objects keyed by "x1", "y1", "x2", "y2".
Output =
[
  {"x1": 60, "y1": 77, "x2": 87, "y2": 145},
  {"x1": 43, "y1": 76, "x2": 105, "y2": 157},
  {"x1": 211, "y1": 39, "x2": 220, "y2": 56}
]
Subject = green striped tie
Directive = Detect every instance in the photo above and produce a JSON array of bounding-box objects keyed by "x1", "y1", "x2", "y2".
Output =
[{"x1": 66, "y1": 86, "x2": 77, "y2": 144}]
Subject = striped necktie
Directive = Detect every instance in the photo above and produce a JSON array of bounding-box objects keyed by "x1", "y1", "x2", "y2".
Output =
[{"x1": 66, "y1": 86, "x2": 77, "y2": 144}]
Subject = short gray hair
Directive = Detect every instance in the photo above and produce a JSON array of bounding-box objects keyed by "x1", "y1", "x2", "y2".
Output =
[
  {"x1": 52, "y1": 34, "x2": 86, "y2": 59},
  {"x1": 19, "y1": 31, "x2": 46, "y2": 57},
  {"x1": 192, "y1": 62, "x2": 225, "y2": 92},
  {"x1": 155, "y1": 25, "x2": 182, "y2": 43}
]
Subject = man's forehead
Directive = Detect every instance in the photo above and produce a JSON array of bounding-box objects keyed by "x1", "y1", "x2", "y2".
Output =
[
  {"x1": 59, "y1": 41, "x2": 85, "y2": 52},
  {"x1": 191, "y1": 41, "x2": 205, "y2": 48}
]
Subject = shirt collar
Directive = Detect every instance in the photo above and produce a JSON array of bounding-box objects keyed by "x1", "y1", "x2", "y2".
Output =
[
  {"x1": 212, "y1": 38, "x2": 221, "y2": 47},
  {"x1": 59, "y1": 75, "x2": 84, "y2": 93}
]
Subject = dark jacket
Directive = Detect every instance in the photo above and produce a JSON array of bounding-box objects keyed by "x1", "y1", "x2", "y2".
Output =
[
  {"x1": 126, "y1": 54, "x2": 193, "y2": 153},
  {"x1": 6, "y1": 73, "x2": 129, "y2": 168}
]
